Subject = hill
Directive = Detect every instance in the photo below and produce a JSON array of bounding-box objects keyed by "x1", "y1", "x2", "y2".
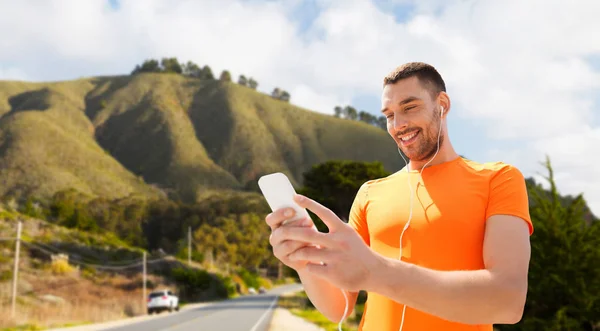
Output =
[{"x1": 0, "y1": 74, "x2": 403, "y2": 203}]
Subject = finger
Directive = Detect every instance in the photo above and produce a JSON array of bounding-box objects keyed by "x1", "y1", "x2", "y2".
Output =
[
  {"x1": 293, "y1": 194, "x2": 344, "y2": 232},
  {"x1": 270, "y1": 223, "x2": 317, "y2": 247},
  {"x1": 288, "y1": 246, "x2": 332, "y2": 265},
  {"x1": 265, "y1": 208, "x2": 296, "y2": 229},
  {"x1": 277, "y1": 226, "x2": 333, "y2": 248},
  {"x1": 273, "y1": 240, "x2": 310, "y2": 260},
  {"x1": 283, "y1": 216, "x2": 313, "y2": 229}
]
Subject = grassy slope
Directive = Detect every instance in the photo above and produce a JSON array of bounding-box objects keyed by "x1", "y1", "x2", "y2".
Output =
[
  {"x1": 88, "y1": 74, "x2": 241, "y2": 201},
  {"x1": 0, "y1": 80, "x2": 163, "y2": 201},
  {"x1": 0, "y1": 74, "x2": 404, "y2": 202},
  {"x1": 188, "y1": 78, "x2": 404, "y2": 188}
]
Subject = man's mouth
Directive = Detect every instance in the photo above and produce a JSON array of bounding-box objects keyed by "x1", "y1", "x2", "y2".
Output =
[{"x1": 397, "y1": 130, "x2": 420, "y2": 146}]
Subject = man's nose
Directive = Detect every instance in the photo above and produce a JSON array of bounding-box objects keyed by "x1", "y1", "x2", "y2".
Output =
[{"x1": 393, "y1": 116, "x2": 408, "y2": 132}]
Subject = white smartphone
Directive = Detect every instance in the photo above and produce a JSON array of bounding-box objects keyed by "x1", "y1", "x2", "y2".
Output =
[{"x1": 257, "y1": 172, "x2": 311, "y2": 224}]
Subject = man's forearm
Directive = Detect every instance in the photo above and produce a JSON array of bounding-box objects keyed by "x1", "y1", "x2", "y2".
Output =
[
  {"x1": 366, "y1": 257, "x2": 527, "y2": 325},
  {"x1": 298, "y1": 269, "x2": 357, "y2": 323}
]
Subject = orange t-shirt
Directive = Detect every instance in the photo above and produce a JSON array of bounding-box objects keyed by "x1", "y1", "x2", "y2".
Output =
[{"x1": 348, "y1": 157, "x2": 533, "y2": 331}]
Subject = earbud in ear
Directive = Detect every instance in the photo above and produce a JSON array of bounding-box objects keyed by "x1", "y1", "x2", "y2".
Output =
[{"x1": 440, "y1": 106, "x2": 444, "y2": 116}]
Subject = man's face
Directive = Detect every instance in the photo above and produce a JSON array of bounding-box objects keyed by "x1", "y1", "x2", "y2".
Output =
[{"x1": 381, "y1": 76, "x2": 443, "y2": 162}]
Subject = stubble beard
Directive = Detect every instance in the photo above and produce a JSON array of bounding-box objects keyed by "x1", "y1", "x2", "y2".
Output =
[{"x1": 399, "y1": 112, "x2": 443, "y2": 163}]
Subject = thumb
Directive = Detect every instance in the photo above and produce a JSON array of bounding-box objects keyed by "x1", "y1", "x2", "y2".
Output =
[{"x1": 293, "y1": 194, "x2": 344, "y2": 232}]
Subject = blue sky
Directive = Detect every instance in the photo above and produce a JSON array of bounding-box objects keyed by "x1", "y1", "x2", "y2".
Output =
[{"x1": 0, "y1": 0, "x2": 599, "y2": 214}]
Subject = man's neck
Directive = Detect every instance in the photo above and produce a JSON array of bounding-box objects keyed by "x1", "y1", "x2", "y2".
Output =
[{"x1": 408, "y1": 142, "x2": 459, "y2": 172}]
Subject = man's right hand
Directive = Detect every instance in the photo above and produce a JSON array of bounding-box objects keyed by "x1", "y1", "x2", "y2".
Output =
[{"x1": 266, "y1": 207, "x2": 317, "y2": 271}]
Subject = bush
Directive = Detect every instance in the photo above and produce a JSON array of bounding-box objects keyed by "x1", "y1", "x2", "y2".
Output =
[
  {"x1": 236, "y1": 267, "x2": 260, "y2": 289},
  {"x1": 258, "y1": 277, "x2": 273, "y2": 290},
  {"x1": 49, "y1": 258, "x2": 76, "y2": 275},
  {"x1": 171, "y1": 267, "x2": 236, "y2": 301},
  {"x1": 171, "y1": 267, "x2": 212, "y2": 301},
  {"x1": 214, "y1": 274, "x2": 237, "y2": 298}
]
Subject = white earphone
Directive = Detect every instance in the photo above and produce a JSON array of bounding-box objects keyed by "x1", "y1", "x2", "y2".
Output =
[
  {"x1": 396, "y1": 104, "x2": 444, "y2": 331},
  {"x1": 337, "y1": 105, "x2": 446, "y2": 331}
]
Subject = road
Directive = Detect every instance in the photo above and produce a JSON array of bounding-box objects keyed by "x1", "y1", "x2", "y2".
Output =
[{"x1": 100, "y1": 284, "x2": 303, "y2": 331}]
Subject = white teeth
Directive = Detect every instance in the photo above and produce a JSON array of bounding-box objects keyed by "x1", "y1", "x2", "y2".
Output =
[{"x1": 400, "y1": 131, "x2": 417, "y2": 141}]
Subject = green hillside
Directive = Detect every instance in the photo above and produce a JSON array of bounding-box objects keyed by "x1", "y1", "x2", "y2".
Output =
[
  {"x1": 0, "y1": 80, "x2": 164, "y2": 201},
  {"x1": 0, "y1": 73, "x2": 403, "y2": 203}
]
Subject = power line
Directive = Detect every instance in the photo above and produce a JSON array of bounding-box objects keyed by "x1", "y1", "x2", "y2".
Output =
[
  {"x1": 29, "y1": 241, "x2": 144, "y2": 266},
  {"x1": 21, "y1": 241, "x2": 167, "y2": 270}
]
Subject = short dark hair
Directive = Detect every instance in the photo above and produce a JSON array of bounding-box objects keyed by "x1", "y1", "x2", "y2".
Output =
[{"x1": 383, "y1": 62, "x2": 446, "y2": 99}]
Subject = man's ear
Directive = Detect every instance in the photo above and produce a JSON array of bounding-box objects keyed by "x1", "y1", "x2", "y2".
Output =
[{"x1": 438, "y1": 92, "x2": 451, "y2": 116}]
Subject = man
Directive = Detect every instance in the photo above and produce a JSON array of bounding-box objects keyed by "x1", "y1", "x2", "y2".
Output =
[{"x1": 266, "y1": 62, "x2": 533, "y2": 330}]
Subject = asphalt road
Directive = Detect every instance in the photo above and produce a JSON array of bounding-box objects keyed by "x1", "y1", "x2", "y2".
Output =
[{"x1": 101, "y1": 284, "x2": 303, "y2": 331}]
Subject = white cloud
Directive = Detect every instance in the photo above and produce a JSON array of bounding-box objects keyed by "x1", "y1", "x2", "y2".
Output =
[
  {"x1": 290, "y1": 84, "x2": 345, "y2": 114},
  {"x1": 0, "y1": 0, "x2": 599, "y2": 214}
]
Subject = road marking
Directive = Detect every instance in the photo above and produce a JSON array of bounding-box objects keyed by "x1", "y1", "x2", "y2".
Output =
[{"x1": 249, "y1": 295, "x2": 279, "y2": 331}]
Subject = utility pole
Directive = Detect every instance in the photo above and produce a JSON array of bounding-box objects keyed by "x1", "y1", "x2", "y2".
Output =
[
  {"x1": 278, "y1": 261, "x2": 283, "y2": 280},
  {"x1": 11, "y1": 221, "x2": 22, "y2": 319},
  {"x1": 188, "y1": 226, "x2": 191, "y2": 266},
  {"x1": 142, "y1": 251, "x2": 146, "y2": 311}
]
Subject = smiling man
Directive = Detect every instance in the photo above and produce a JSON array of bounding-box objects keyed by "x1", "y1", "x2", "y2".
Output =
[{"x1": 266, "y1": 62, "x2": 533, "y2": 331}]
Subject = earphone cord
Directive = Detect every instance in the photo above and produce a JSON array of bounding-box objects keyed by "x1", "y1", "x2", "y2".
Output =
[
  {"x1": 396, "y1": 108, "x2": 444, "y2": 331},
  {"x1": 336, "y1": 107, "x2": 444, "y2": 331}
]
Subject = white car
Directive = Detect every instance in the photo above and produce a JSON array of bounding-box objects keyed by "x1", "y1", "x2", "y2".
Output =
[{"x1": 147, "y1": 290, "x2": 179, "y2": 314}]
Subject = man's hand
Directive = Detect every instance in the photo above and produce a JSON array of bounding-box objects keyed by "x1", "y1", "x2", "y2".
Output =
[
  {"x1": 282, "y1": 194, "x2": 383, "y2": 292},
  {"x1": 265, "y1": 205, "x2": 317, "y2": 272}
]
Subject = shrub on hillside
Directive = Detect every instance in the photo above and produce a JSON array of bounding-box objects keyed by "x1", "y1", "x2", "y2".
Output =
[
  {"x1": 236, "y1": 267, "x2": 260, "y2": 289},
  {"x1": 171, "y1": 267, "x2": 235, "y2": 301},
  {"x1": 49, "y1": 258, "x2": 77, "y2": 275},
  {"x1": 214, "y1": 274, "x2": 237, "y2": 298}
]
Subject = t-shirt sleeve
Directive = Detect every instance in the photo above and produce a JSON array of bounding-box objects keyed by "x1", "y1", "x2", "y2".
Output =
[
  {"x1": 486, "y1": 164, "x2": 534, "y2": 235},
  {"x1": 347, "y1": 182, "x2": 370, "y2": 246}
]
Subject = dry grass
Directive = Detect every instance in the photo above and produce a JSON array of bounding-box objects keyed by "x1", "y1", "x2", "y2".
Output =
[{"x1": 0, "y1": 264, "x2": 174, "y2": 330}]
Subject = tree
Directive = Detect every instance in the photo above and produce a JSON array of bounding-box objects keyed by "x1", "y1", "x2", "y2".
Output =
[
  {"x1": 248, "y1": 78, "x2": 258, "y2": 90},
  {"x1": 279, "y1": 90, "x2": 290, "y2": 102},
  {"x1": 182, "y1": 61, "x2": 202, "y2": 78},
  {"x1": 298, "y1": 160, "x2": 391, "y2": 232},
  {"x1": 358, "y1": 110, "x2": 379, "y2": 126},
  {"x1": 344, "y1": 106, "x2": 358, "y2": 120},
  {"x1": 161, "y1": 57, "x2": 183, "y2": 74},
  {"x1": 271, "y1": 88, "x2": 290, "y2": 102},
  {"x1": 219, "y1": 70, "x2": 232, "y2": 82},
  {"x1": 130, "y1": 57, "x2": 183, "y2": 75},
  {"x1": 495, "y1": 157, "x2": 600, "y2": 330},
  {"x1": 131, "y1": 59, "x2": 161, "y2": 74},
  {"x1": 334, "y1": 106, "x2": 343, "y2": 118},
  {"x1": 201, "y1": 65, "x2": 214, "y2": 80},
  {"x1": 238, "y1": 75, "x2": 248, "y2": 86},
  {"x1": 376, "y1": 116, "x2": 387, "y2": 130},
  {"x1": 271, "y1": 87, "x2": 282, "y2": 99}
]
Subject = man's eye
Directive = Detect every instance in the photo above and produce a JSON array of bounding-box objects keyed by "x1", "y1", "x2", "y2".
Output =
[{"x1": 405, "y1": 106, "x2": 416, "y2": 111}]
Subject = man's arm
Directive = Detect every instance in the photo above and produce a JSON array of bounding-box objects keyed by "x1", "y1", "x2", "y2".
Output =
[
  {"x1": 366, "y1": 215, "x2": 531, "y2": 325},
  {"x1": 298, "y1": 270, "x2": 359, "y2": 322},
  {"x1": 300, "y1": 182, "x2": 370, "y2": 323}
]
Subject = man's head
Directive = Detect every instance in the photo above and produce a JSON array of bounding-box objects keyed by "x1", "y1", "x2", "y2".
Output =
[{"x1": 381, "y1": 62, "x2": 450, "y2": 163}]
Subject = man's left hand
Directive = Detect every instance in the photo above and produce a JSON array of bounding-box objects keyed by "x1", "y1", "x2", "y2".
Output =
[{"x1": 280, "y1": 194, "x2": 383, "y2": 292}]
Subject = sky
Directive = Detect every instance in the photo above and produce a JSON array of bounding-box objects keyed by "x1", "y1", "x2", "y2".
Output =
[{"x1": 0, "y1": 0, "x2": 599, "y2": 215}]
